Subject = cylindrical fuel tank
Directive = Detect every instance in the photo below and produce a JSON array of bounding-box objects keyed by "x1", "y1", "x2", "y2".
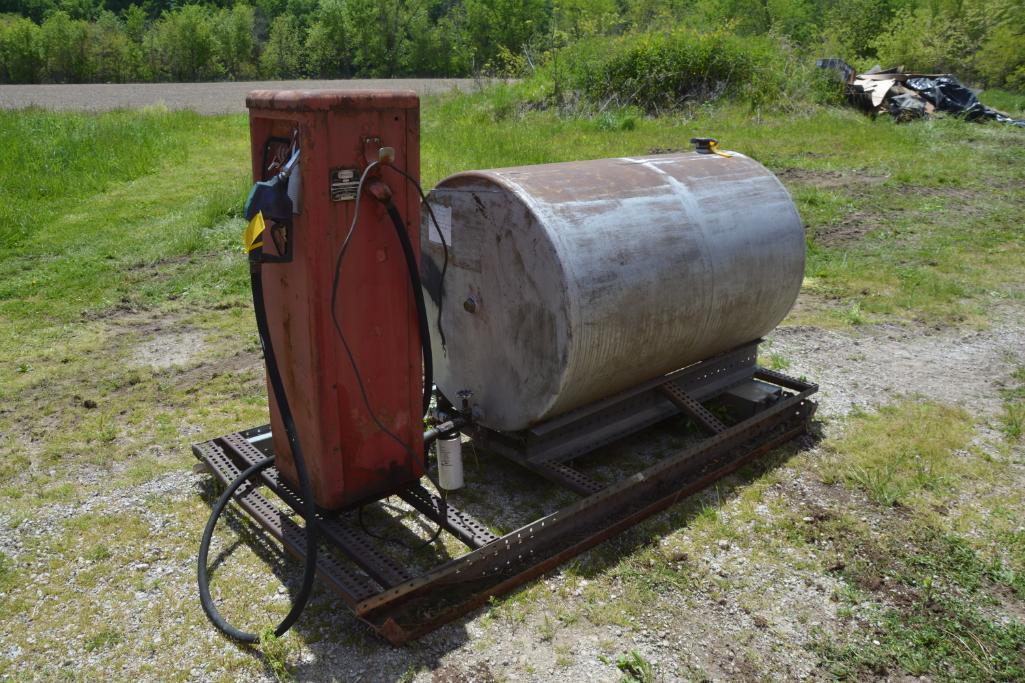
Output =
[{"x1": 420, "y1": 151, "x2": 804, "y2": 432}]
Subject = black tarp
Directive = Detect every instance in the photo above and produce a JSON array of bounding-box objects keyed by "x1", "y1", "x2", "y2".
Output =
[
  {"x1": 903, "y1": 75, "x2": 1025, "y2": 127},
  {"x1": 816, "y1": 59, "x2": 1025, "y2": 127}
]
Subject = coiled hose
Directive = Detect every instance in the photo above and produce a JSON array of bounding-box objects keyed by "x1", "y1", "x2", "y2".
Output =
[
  {"x1": 197, "y1": 188, "x2": 435, "y2": 642},
  {"x1": 197, "y1": 258, "x2": 319, "y2": 643}
]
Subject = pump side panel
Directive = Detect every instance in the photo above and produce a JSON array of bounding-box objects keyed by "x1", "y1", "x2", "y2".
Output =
[{"x1": 247, "y1": 91, "x2": 424, "y2": 510}]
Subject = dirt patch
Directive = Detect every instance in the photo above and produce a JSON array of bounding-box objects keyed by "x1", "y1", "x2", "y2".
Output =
[
  {"x1": 432, "y1": 662, "x2": 497, "y2": 683},
  {"x1": 131, "y1": 329, "x2": 206, "y2": 369},
  {"x1": 776, "y1": 168, "x2": 892, "y2": 246},
  {"x1": 776, "y1": 167, "x2": 890, "y2": 193},
  {"x1": 984, "y1": 581, "x2": 1025, "y2": 626},
  {"x1": 814, "y1": 211, "x2": 885, "y2": 246},
  {"x1": 770, "y1": 303, "x2": 1025, "y2": 419}
]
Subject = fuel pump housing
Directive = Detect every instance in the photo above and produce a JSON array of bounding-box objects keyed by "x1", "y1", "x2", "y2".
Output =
[{"x1": 246, "y1": 91, "x2": 424, "y2": 509}]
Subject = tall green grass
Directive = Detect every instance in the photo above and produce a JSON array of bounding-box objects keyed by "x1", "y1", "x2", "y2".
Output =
[
  {"x1": 0, "y1": 109, "x2": 249, "y2": 337},
  {"x1": 0, "y1": 108, "x2": 201, "y2": 247}
]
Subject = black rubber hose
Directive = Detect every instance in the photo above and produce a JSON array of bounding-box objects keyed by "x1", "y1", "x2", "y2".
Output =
[
  {"x1": 197, "y1": 259, "x2": 319, "y2": 643},
  {"x1": 382, "y1": 199, "x2": 448, "y2": 548},
  {"x1": 385, "y1": 201, "x2": 433, "y2": 419}
]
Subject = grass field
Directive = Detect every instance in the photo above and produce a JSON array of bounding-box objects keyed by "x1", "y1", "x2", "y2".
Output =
[{"x1": 1, "y1": 91, "x2": 1024, "y2": 680}]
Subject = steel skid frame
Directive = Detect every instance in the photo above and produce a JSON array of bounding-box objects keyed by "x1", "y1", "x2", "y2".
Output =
[{"x1": 193, "y1": 341, "x2": 817, "y2": 644}]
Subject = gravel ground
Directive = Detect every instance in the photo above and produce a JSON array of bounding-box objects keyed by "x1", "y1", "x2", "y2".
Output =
[
  {"x1": 768, "y1": 302, "x2": 1025, "y2": 420},
  {"x1": 4, "y1": 297, "x2": 1022, "y2": 681},
  {"x1": 0, "y1": 79, "x2": 485, "y2": 114}
]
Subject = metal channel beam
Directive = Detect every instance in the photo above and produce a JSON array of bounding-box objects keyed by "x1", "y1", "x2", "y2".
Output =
[
  {"x1": 530, "y1": 462, "x2": 605, "y2": 496},
  {"x1": 219, "y1": 433, "x2": 415, "y2": 588},
  {"x1": 193, "y1": 440, "x2": 378, "y2": 605},
  {"x1": 398, "y1": 485, "x2": 499, "y2": 550},
  {"x1": 659, "y1": 382, "x2": 727, "y2": 433}
]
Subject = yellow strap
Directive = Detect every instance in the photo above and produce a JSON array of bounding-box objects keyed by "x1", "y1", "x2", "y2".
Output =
[
  {"x1": 243, "y1": 211, "x2": 265, "y2": 252},
  {"x1": 708, "y1": 140, "x2": 733, "y2": 158}
]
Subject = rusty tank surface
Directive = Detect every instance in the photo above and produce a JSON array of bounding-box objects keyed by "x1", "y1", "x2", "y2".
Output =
[{"x1": 420, "y1": 150, "x2": 805, "y2": 432}]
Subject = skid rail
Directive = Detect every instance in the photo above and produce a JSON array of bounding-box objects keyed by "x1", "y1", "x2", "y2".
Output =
[{"x1": 194, "y1": 361, "x2": 816, "y2": 644}]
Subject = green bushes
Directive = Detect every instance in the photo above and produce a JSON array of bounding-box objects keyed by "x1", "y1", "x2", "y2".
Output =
[
  {"x1": 144, "y1": 5, "x2": 219, "y2": 81},
  {"x1": 576, "y1": 30, "x2": 780, "y2": 112},
  {"x1": 0, "y1": 17, "x2": 42, "y2": 83},
  {"x1": 976, "y1": 24, "x2": 1025, "y2": 90},
  {"x1": 0, "y1": 0, "x2": 1022, "y2": 94},
  {"x1": 539, "y1": 29, "x2": 838, "y2": 114},
  {"x1": 38, "y1": 11, "x2": 89, "y2": 82},
  {"x1": 870, "y1": 0, "x2": 1025, "y2": 90},
  {"x1": 212, "y1": 5, "x2": 256, "y2": 80}
]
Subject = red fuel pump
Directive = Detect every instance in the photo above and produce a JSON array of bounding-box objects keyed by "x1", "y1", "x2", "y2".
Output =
[
  {"x1": 198, "y1": 91, "x2": 441, "y2": 643},
  {"x1": 246, "y1": 91, "x2": 425, "y2": 509}
]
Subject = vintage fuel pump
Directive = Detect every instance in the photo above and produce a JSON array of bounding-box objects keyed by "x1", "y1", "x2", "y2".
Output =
[
  {"x1": 197, "y1": 91, "x2": 452, "y2": 642},
  {"x1": 194, "y1": 90, "x2": 817, "y2": 644}
]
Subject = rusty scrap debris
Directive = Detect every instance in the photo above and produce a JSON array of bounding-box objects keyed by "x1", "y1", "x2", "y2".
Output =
[{"x1": 817, "y1": 59, "x2": 1025, "y2": 127}]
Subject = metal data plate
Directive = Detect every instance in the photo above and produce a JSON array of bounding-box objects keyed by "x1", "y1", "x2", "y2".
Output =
[{"x1": 330, "y1": 167, "x2": 360, "y2": 201}]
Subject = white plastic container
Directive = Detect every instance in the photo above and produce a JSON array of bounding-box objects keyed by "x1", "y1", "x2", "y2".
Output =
[{"x1": 436, "y1": 433, "x2": 464, "y2": 491}]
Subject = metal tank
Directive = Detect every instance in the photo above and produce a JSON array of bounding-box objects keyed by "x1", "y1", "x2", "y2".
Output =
[{"x1": 420, "y1": 150, "x2": 805, "y2": 432}]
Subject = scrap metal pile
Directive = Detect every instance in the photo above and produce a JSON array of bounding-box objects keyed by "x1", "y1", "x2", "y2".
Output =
[{"x1": 817, "y1": 59, "x2": 1025, "y2": 127}]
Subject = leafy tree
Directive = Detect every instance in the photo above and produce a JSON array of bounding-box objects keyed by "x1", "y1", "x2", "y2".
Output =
[
  {"x1": 0, "y1": 16, "x2": 43, "y2": 82},
  {"x1": 462, "y1": 0, "x2": 551, "y2": 69},
  {"x1": 343, "y1": 0, "x2": 402, "y2": 77},
  {"x1": 975, "y1": 24, "x2": 1025, "y2": 87},
  {"x1": 212, "y1": 3, "x2": 255, "y2": 79},
  {"x1": 57, "y1": 0, "x2": 102, "y2": 21},
  {"x1": 259, "y1": 12, "x2": 304, "y2": 77},
  {"x1": 554, "y1": 0, "x2": 621, "y2": 40},
  {"x1": 818, "y1": 0, "x2": 914, "y2": 59},
  {"x1": 966, "y1": 0, "x2": 1025, "y2": 87},
  {"x1": 39, "y1": 10, "x2": 89, "y2": 82},
  {"x1": 873, "y1": 4, "x2": 971, "y2": 74},
  {"x1": 402, "y1": 2, "x2": 474, "y2": 75},
  {"x1": 88, "y1": 9, "x2": 145, "y2": 81},
  {"x1": 144, "y1": 4, "x2": 219, "y2": 81},
  {"x1": 0, "y1": 0, "x2": 55, "y2": 23},
  {"x1": 122, "y1": 3, "x2": 147, "y2": 41},
  {"x1": 304, "y1": 0, "x2": 349, "y2": 77},
  {"x1": 620, "y1": 0, "x2": 687, "y2": 30}
]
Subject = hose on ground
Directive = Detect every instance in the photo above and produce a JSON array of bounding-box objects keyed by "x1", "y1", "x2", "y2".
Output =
[{"x1": 196, "y1": 258, "x2": 319, "y2": 643}]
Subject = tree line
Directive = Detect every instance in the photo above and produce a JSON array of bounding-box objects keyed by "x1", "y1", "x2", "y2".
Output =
[{"x1": 0, "y1": 0, "x2": 1022, "y2": 90}]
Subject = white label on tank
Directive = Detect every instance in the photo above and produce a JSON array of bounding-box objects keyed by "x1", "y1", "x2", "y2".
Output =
[{"x1": 427, "y1": 204, "x2": 452, "y2": 245}]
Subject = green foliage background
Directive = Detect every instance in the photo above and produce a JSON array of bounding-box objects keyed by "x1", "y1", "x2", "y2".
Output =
[{"x1": 0, "y1": 0, "x2": 1022, "y2": 94}]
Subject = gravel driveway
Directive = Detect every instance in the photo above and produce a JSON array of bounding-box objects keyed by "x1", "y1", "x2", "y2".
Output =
[{"x1": 0, "y1": 79, "x2": 484, "y2": 114}]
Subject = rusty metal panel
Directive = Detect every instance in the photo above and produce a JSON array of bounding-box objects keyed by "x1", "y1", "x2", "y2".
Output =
[
  {"x1": 246, "y1": 91, "x2": 424, "y2": 509},
  {"x1": 421, "y1": 151, "x2": 804, "y2": 432}
]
